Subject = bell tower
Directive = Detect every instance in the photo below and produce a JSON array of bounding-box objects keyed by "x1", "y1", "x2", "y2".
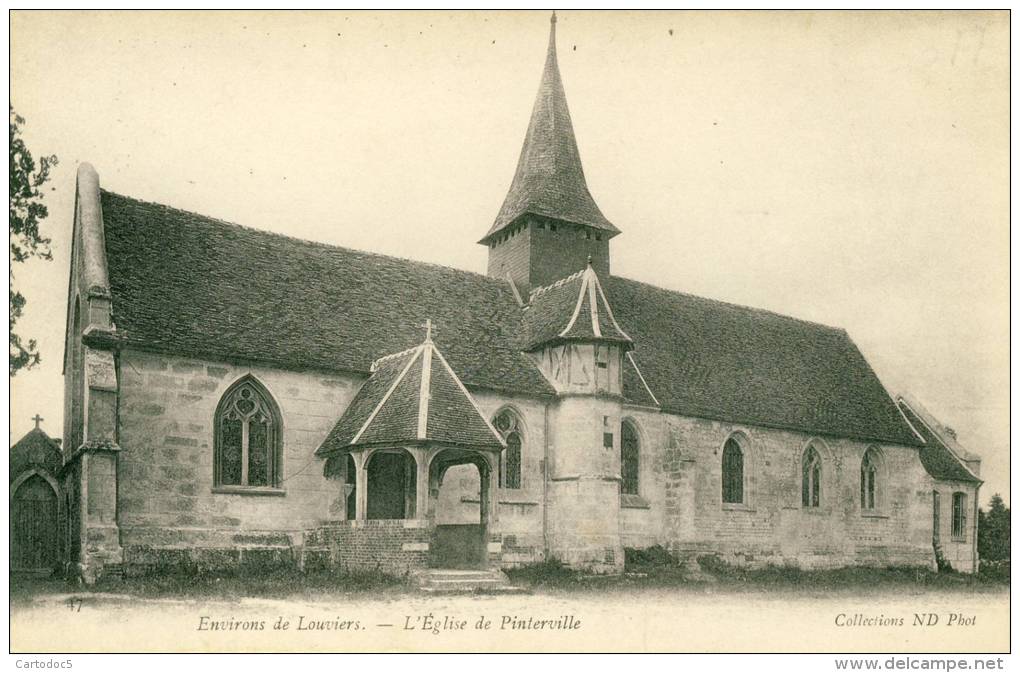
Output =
[{"x1": 480, "y1": 13, "x2": 620, "y2": 297}]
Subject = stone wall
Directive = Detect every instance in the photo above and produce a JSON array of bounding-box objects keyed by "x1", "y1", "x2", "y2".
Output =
[
  {"x1": 933, "y1": 479, "x2": 980, "y2": 573},
  {"x1": 657, "y1": 414, "x2": 934, "y2": 569},
  {"x1": 116, "y1": 348, "x2": 356, "y2": 568},
  {"x1": 303, "y1": 519, "x2": 431, "y2": 575},
  {"x1": 545, "y1": 395, "x2": 624, "y2": 572},
  {"x1": 108, "y1": 349, "x2": 941, "y2": 576},
  {"x1": 618, "y1": 407, "x2": 667, "y2": 550}
]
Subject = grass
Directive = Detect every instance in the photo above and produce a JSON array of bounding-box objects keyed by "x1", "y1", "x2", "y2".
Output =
[
  {"x1": 694, "y1": 555, "x2": 1008, "y2": 594},
  {"x1": 11, "y1": 551, "x2": 1009, "y2": 602},
  {"x1": 503, "y1": 547, "x2": 1010, "y2": 595},
  {"x1": 10, "y1": 566, "x2": 409, "y2": 603}
]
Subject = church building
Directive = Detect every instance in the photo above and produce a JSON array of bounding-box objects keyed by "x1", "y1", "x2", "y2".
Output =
[{"x1": 58, "y1": 15, "x2": 981, "y2": 582}]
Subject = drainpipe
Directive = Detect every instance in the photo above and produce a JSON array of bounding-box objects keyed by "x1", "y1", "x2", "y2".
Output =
[
  {"x1": 972, "y1": 483, "x2": 981, "y2": 573},
  {"x1": 542, "y1": 401, "x2": 550, "y2": 560}
]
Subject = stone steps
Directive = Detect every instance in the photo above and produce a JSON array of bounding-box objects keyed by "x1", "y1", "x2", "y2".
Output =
[{"x1": 414, "y1": 568, "x2": 528, "y2": 594}]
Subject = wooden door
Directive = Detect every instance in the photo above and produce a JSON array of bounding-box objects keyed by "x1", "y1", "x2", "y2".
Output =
[{"x1": 11, "y1": 475, "x2": 58, "y2": 572}]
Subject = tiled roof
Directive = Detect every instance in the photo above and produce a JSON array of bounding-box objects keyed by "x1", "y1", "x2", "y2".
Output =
[
  {"x1": 897, "y1": 397, "x2": 981, "y2": 483},
  {"x1": 622, "y1": 352, "x2": 660, "y2": 408},
  {"x1": 480, "y1": 15, "x2": 618, "y2": 244},
  {"x1": 606, "y1": 277, "x2": 923, "y2": 446},
  {"x1": 317, "y1": 337, "x2": 505, "y2": 454},
  {"x1": 100, "y1": 191, "x2": 555, "y2": 400},
  {"x1": 10, "y1": 428, "x2": 62, "y2": 482},
  {"x1": 99, "y1": 191, "x2": 921, "y2": 447},
  {"x1": 524, "y1": 265, "x2": 631, "y2": 349}
]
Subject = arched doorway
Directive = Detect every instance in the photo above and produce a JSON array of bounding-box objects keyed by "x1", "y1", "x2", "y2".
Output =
[
  {"x1": 366, "y1": 449, "x2": 416, "y2": 519},
  {"x1": 11, "y1": 473, "x2": 59, "y2": 573},
  {"x1": 430, "y1": 450, "x2": 492, "y2": 569}
]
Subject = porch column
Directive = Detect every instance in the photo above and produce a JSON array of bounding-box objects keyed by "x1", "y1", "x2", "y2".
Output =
[
  {"x1": 411, "y1": 447, "x2": 430, "y2": 522},
  {"x1": 479, "y1": 461, "x2": 489, "y2": 530},
  {"x1": 487, "y1": 455, "x2": 500, "y2": 530},
  {"x1": 479, "y1": 455, "x2": 499, "y2": 531},
  {"x1": 352, "y1": 451, "x2": 368, "y2": 521}
]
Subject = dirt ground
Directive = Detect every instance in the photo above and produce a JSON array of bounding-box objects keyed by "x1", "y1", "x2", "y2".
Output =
[{"x1": 9, "y1": 576, "x2": 1010, "y2": 653}]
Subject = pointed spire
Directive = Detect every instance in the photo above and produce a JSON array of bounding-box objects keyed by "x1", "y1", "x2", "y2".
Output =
[{"x1": 480, "y1": 13, "x2": 619, "y2": 244}]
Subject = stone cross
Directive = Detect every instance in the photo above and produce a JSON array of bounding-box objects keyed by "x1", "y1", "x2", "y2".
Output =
[{"x1": 32, "y1": 414, "x2": 43, "y2": 430}]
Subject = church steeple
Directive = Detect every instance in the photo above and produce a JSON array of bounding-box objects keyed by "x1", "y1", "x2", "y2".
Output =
[{"x1": 481, "y1": 13, "x2": 619, "y2": 296}]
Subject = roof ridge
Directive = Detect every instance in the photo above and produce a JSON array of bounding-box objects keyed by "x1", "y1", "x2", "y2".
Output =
[
  {"x1": 101, "y1": 191, "x2": 839, "y2": 335},
  {"x1": 896, "y1": 396, "x2": 981, "y2": 482},
  {"x1": 430, "y1": 341, "x2": 506, "y2": 448},
  {"x1": 100, "y1": 190, "x2": 505, "y2": 285},
  {"x1": 371, "y1": 345, "x2": 420, "y2": 371},
  {"x1": 351, "y1": 346, "x2": 423, "y2": 446},
  {"x1": 897, "y1": 394, "x2": 981, "y2": 469},
  {"x1": 529, "y1": 268, "x2": 586, "y2": 299},
  {"x1": 609, "y1": 274, "x2": 845, "y2": 333},
  {"x1": 12, "y1": 426, "x2": 61, "y2": 451}
]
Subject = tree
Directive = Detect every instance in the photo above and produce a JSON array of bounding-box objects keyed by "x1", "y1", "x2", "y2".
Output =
[
  {"x1": 977, "y1": 493, "x2": 1010, "y2": 562},
  {"x1": 10, "y1": 106, "x2": 57, "y2": 376}
]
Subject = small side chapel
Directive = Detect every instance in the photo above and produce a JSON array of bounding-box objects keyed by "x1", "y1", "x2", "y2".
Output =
[
  {"x1": 10, "y1": 417, "x2": 64, "y2": 575},
  {"x1": 56, "y1": 14, "x2": 981, "y2": 583}
]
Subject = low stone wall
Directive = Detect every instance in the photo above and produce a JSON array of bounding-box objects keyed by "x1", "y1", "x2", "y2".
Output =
[
  {"x1": 122, "y1": 543, "x2": 296, "y2": 576},
  {"x1": 303, "y1": 519, "x2": 431, "y2": 575}
]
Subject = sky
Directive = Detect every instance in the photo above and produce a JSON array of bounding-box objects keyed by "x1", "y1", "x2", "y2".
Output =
[{"x1": 9, "y1": 10, "x2": 1009, "y2": 505}]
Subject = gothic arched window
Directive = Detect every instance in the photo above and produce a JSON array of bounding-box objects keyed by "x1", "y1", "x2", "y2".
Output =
[
  {"x1": 214, "y1": 377, "x2": 282, "y2": 488},
  {"x1": 493, "y1": 409, "x2": 522, "y2": 490},
  {"x1": 620, "y1": 420, "x2": 640, "y2": 496},
  {"x1": 802, "y1": 445, "x2": 822, "y2": 508},
  {"x1": 860, "y1": 448, "x2": 880, "y2": 511},
  {"x1": 722, "y1": 437, "x2": 744, "y2": 504}
]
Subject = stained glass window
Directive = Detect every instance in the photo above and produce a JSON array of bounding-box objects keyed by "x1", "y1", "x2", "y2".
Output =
[
  {"x1": 215, "y1": 379, "x2": 280, "y2": 488},
  {"x1": 621, "y1": 421, "x2": 639, "y2": 496},
  {"x1": 493, "y1": 410, "x2": 522, "y2": 489}
]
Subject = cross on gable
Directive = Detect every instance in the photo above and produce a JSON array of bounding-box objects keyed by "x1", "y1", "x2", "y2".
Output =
[{"x1": 32, "y1": 414, "x2": 43, "y2": 430}]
